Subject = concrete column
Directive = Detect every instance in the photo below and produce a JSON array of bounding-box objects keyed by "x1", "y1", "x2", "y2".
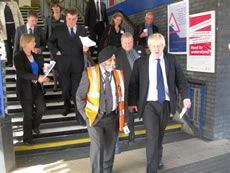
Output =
[{"x1": 0, "y1": 115, "x2": 16, "y2": 173}]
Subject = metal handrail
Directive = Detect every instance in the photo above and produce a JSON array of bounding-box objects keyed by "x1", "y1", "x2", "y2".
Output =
[{"x1": 177, "y1": 81, "x2": 205, "y2": 137}]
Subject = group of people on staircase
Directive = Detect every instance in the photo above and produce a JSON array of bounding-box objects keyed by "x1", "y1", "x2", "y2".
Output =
[{"x1": 0, "y1": 1, "x2": 192, "y2": 173}]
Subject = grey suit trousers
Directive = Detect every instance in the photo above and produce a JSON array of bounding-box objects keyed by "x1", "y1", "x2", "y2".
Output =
[{"x1": 87, "y1": 112, "x2": 119, "y2": 173}]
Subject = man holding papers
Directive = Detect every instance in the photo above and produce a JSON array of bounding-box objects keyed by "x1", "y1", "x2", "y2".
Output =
[
  {"x1": 128, "y1": 33, "x2": 191, "y2": 173},
  {"x1": 48, "y1": 9, "x2": 88, "y2": 125}
]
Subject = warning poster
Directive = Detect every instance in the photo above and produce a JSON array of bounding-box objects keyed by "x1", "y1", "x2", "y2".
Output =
[
  {"x1": 187, "y1": 11, "x2": 215, "y2": 73},
  {"x1": 168, "y1": 0, "x2": 188, "y2": 54}
]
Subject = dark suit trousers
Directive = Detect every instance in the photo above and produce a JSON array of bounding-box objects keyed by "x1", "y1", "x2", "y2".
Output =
[
  {"x1": 20, "y1": 83, "x2": 46, "y2": 142},
  {"x1": 58, "y1": 71, "x2": 82, "y2": 118},
  {"x1": 87, "y1": 112, "x2": 119, "y2": 173},
  {"x1": 4, "y1": 23, "x2": 15, "y2": 65},
  {"x1": 143, "y1": 101, "x2": 170, "y2": 173},
  {"x1": 89, "y1": 22, "x2": 105, "y2": 52}
]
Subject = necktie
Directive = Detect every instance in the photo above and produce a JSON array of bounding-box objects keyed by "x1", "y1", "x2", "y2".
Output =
[
  {"x1": 105, "y1": 71, "x2": 113, "y2": 114},
  {"x1": 129, "y1": 51, "x2": 136, "y2": 63},
  {"x1": 71, "y1": 28, "x2": 75, "y2": 39},
  {"x1": 157, "y1": 59, "x2": 165, "y2": 103},
  {"x1": 96, "y1": 2, "x2": 100, "y2": 20},
  {"x1": 29, "y1": 28, "x2": 33, "y2": 34}
]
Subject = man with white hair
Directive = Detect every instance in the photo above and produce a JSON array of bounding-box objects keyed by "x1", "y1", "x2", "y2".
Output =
[
  {"x1": 76, "y1": 46, "x2": 126, "y2": 173},
  {"x1": 116, "y1": 32, "x2": 146, "y2": 143},
  {"x1": 134, "y1": 12, "x2": 159, "y2": 52}
]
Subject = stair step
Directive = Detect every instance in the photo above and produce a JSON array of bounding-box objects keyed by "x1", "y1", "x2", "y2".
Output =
[
  {"x1": 13, "y1": 121, "x2": 182, "y2": 155},
  {"x1": 11, "y1": 112, "x2": 75, "y2": 124}
]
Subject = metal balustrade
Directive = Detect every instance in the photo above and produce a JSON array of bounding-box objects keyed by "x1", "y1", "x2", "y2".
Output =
[{"x1": 177, "y1": 81, "x2": 205, "y2": 137}]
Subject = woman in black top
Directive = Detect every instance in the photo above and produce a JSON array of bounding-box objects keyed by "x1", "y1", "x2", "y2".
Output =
[
  {"x1": 99, "y1": 12, "x2": 125, "y2": 52},
  {"x1": 14, "y1": 34, "x2": 49, "y2": 145},
  {"x1": 44, "y1": 1, "x2": 65, "y2": 91}
]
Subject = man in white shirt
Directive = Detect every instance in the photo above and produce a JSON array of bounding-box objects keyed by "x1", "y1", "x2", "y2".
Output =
[
  {"x1": 76, "y1": 46, "x2": 126, "y2": 173},
  {"x1": 13, "y1": 10, "x2": 45, "y2": 60},
  {"x1": 85, "y1": 0, "x2": 109, "y2": 56},
  {"x1": 128, "y1": 33, "x2": 191, "y2": 173}
]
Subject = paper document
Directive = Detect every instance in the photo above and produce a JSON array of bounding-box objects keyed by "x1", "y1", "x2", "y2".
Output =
[
  {"x1": 79, "y1": 36, "x2": 96, "y2": 47},
  {"x1": 44, "y1": 61, "x2": 56, "y2": 77},
  {"x1": 179, "y1": 107, "x2": 187, "y2": 119},
  {"x1": 123, "y1": 125, "x2": 130, "y2": 134}
]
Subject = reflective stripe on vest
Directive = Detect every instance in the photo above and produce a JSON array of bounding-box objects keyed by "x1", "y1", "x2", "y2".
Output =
[
  {"x1": 85, "y1": 66, "x2": 125, "y2": 131},
  {"x1": 85, "y1": 66, "x2": 100, "y2": 127},
  {"x1": 113, "y1": 69, "x2": 125, "y2": 131}
]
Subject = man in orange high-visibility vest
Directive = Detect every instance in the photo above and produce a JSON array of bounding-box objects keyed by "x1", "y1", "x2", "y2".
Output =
[{"x1": 76, "y1": 46, "x2": 126, "y2": 173}]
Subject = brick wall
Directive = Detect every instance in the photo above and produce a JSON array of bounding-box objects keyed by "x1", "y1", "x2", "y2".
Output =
[{"x1": 128, "y1": 0, "x2": 230, "y2": 140}]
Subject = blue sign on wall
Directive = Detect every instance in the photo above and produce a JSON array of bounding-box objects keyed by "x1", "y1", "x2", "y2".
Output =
[{"x1": 107, "y1": 0, "x2": 174, "y2": 16}]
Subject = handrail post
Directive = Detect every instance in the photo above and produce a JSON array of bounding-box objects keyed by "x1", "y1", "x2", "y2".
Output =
[
  {"x1": 188, "y1": 84, "x2": 193, "y2": 124},
  {"x1": 0, "y1": 60, "x2": 5, "y2": 118},
  {"x1": 199, "y1": 86, "x2": 205, "y2": 137}
]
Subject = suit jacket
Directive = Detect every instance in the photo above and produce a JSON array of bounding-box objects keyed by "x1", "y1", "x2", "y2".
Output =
[
  {"x1": 128, "y1": 53, "x2": 189, "y2": 117},
  {"x1": 85, "y1": 0, "x2": 109, "y2": 30},
  {"x1": 76, "y1": 68, "x2": 119, "y2": 126},
  {"x1": 14, "y1": 51, "x2": 44, "y2": 101},
  {"x1": 47, "y1": 24, "x2": 86, "y2": 73},
  {"x1": 0, "y1": 1, "x2": 24, "y2": 40},
  {"x1": 13, "y1": 25, "x2": 46, "y2": 58},
  {"x1": 134, "y1": 22, "x2": 159, "y2": 47},
  {"x1": 116, "y1": 45, "x2": 146, "y2": 95},
  {"x1": 116, "y1": 45, "x2": 146, "y2": 122}
]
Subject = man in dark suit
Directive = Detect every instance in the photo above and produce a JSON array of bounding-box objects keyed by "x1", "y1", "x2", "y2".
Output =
[
  {"x1": 85, "y1": 0, "x2": 109, "y2": 54},
  {"x1": 76, "y1": 46, "x2": 126, "y2": 173},
  {"x1": 48, "y1": 9, "x2": 88, "y2": 125},
  {"x1": 13, "y1": 10, "x2": 45, "y2": 60},
  {"x1": 128, "y1": 33, "x2": 191, "y2": 173},
  {"x1": 116, "y1": 32, "x2": 146, "y2": 143},
  {"x1": 134, "y1": 12, "x2": 159, "y2": 52}
]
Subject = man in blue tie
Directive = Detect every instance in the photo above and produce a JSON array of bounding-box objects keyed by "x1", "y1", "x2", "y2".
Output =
[
  {"x1": 48, "y1": 9, "x2": 88, "y2": 125},
  {"x1": 128, "y1": 33, "x2": 191, "y2": 173}
]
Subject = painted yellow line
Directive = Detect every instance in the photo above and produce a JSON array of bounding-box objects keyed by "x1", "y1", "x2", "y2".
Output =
[{"x1": 14, "y1": 123, "x2": 182, "y2": 152}]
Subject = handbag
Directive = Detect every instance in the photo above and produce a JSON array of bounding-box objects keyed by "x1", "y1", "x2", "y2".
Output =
[{"x1": 104, "y1": 26, "x2": 112, "y2": 47}]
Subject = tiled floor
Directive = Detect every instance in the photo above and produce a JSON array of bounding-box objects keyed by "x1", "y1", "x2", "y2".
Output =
[{"x1": 12, "y1": 138, "x2": 230, "y2": 173}]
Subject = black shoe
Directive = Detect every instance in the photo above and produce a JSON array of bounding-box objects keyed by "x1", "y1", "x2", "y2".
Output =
[
  {"x1": 33, "y1": 128, "x2": 40, "y2": 134},
  {"x1": 24, "y1": 140, "x2": 35, "y2": 146},
  {"x1": 62, "y1": 109, "x2": 70, "y2": 116},
  {"x1": 158, "y1": 160, "x2": 164, "y2": 170}
]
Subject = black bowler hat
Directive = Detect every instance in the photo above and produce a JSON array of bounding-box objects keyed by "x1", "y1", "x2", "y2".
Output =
[{"x1": 98, "y1": 46, "x2": 117, "y2": 63}]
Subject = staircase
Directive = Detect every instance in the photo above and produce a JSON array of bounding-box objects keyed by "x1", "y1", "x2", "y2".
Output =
[{"x1": 6, "y1": 7, "x2": 189, "y2": 163}]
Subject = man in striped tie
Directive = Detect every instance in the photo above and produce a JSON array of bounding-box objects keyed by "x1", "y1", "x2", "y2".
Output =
[{"x1": 116, "y1": 32, "x2": 147, "y2": 144}]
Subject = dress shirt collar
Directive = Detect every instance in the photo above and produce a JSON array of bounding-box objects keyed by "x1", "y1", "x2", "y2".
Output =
[
  {"x1": 26, "y1": 23, "x2": 34, "y2": 33},
  {"x1": 67, "y1": 24, "x2": 77, "y2": 34},
  {"x1": 99, "y1": 64, "x2": 112, "y2": 79},
  {"x1": 150, "y1": 52, "x2": 164, "y2": 61}
]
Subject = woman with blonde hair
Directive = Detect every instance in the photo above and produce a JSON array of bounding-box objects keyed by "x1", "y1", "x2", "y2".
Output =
[
  {"x1": 99, "y1": 12, "x2": 125, "y2": 51},
  {"x1": 14, "y1": 34, "x2": 49, "y2": 145}
]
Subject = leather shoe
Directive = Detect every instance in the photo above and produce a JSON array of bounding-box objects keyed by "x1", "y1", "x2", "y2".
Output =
[
  {"x1": 24, "y1": 140, "x2": 35, "y2": 146},
  {"x1": 158, "y1": 160, "x2": 164, "y2": 170},
  {"x1": 62, "y1": 109, "x2": 70, "y2": 116},
  {"x1": 33, "y1": 128, "x2": 40, "y2": 134}
]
